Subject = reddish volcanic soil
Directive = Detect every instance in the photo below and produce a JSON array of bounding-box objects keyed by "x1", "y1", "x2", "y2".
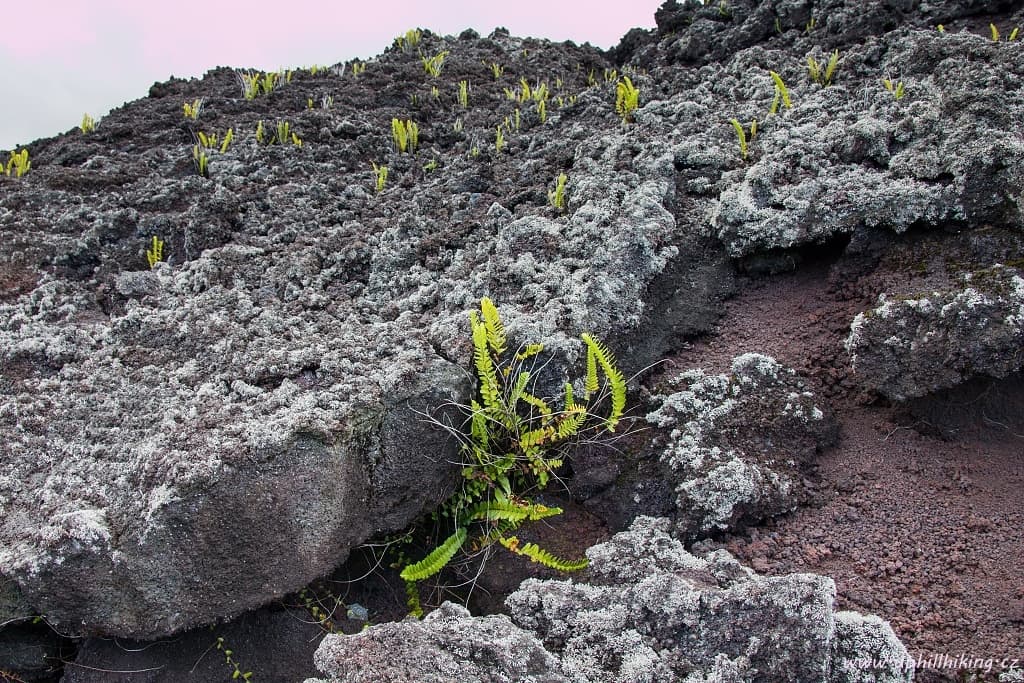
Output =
[{"x1": 661, "y1": 261, "x2": 1024, "y2": 682}]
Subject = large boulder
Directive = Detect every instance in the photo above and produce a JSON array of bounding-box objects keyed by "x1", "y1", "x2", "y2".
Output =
[
  {"x1": 845, "y1": 265, "x2": 1024, "y2": 400},
  {"x1": 574, "y1": 354, "x2": 836, "y2": 539}
]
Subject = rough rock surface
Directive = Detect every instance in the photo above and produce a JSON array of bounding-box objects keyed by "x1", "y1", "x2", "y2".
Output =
[
  {"x1": 0, "y1": 27, "x2": 728, "y2": 638},
  {"x1": 645, "y1": 353, "x2": 837, "y2": 539},
  {"x1": 572, "y1": 354, "x2": 836, "y2": 539},
  {"x1": 308, "y1": 517, "x2": 912, "y2": 683},
  {"x1": 845, "y1": 264, "x2": 1024, "y2": 401},
  {"x1": 3, "y1": 0, "x2": 1024, "y2": 677},
  {"x1": 307, "y1": 602, "x2": 566, "y2": 683}
]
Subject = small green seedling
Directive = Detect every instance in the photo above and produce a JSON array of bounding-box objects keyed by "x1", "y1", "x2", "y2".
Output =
[
  {"x1": 146, "y1": 235, "x2": 164, "y2": 268},
  {"x1": 423, "y1": 158, "x2": 438, "y2": 172},
  {"x1": 351, "y1": 61, "x2": 366, "y2": 77},
  {"x1": 729, "y1": 118, "x2": 756, "y2": 161},
  {"x1": 937, "y1": 24, "x2": 945, "y2": 33},
  {"x1": 255, "y1": 120, "x2": 265, "y2": 144},
  {"x1": 769, "y1": 71, "x2": 792, "y2": 114},
  {"x1": 548, "y1": 172, "x2": 568, "y2": 212},
  {"x1": 392, "y1": 118, "x2": 418, "y2": 153},
  {"x1": 80, "y1": 113, "x2": 96, "y2": 134},
  {"x1": 215, "y1": 637, "x2": 253, "y2": 682},
  {"x1": 537, "y1": 99, "x2": 547, "y2": 124},
  {"x1": 458, "y1": 80, "x2": 469, "y2": 108},
  {"x1": 805, "y1": 16, "x2": 816, "y2": 33},
  {"x1": 615, "y1": 76, "x2": 640, "y2": 123},
  {"x1": 421, "y1": 50, "x2": 448, "y2": 77},
  {"x1": 495, "y1": 126, "x2": 505, "y2": 153},
  {"x1": 882, "y1": 78, "x2": 905, "y2": 100},
  {"x1": 192, "y1": 145, "x2": 209, "y2": 177},
  {"x1": 807, "y1": 50, "x2": 839, "y2": 86},
  {"x1": 991, "y1": 23, "x2": 999, "y2": 41},
  {"x1": 5, "y1": 148, "x2": 30, "y2": 178},
  {"x1": 219, "y1": 128, "x2": 233, "y2": 153},
  {"x1": 394, "y1": 28, "x2": 422, "y2": 52},
  {"x1": 490, "y1": 62, "x2": 503, "y2": 79},
  {"x1": 372, "y1": 162, "x2": 388, "y2": 193},
  {"x1": 197, "y1": 131, "x2": 218, "y2": 149},
  {"x1": 183, "y1": 99, "x2": 202, "y2": 120}
]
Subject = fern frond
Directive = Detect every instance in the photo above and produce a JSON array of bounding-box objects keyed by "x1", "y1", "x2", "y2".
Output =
[
  {"x1": 520, "y1": 426, "x2": 556, "y2": 450},
  {"x1": 581, "y1": 333, "x2": 626, "y2": 432},
  {"x1": 556, "y1": 408, "x2": 586, "y2": 440},
  {"x1": 465, "y1": 499, "x2": 563, "y2": 523},
  {"x1": 479, "y1": 297, "x2": 507, "y2": 355},
  {"x1": 471, "y1": 312, "x2": 501, "y2": 412},
  {"x1": 399, "y1": 528, "x2": 467, "y2": 581},
  {"x1": 508, "y1": 371, "x2": 531, "y2": 408},
  {"x1": 584, "y1": 344, "x2": 599, "y2": 399},
  {"x1": 520, "y1": 392, "x2": 552, "y2": 418},
  {"x1": 515, "y1": 344, "x2": 544, "y2": 361},
  {"x1": 499, "y1": 536, "x2": 589, "y2": 571},
  {"x1": 469, "y1": 400, "x2": 488, "y2": 451}
]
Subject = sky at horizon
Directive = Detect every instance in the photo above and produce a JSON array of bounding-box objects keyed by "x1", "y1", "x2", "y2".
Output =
[{"x1": 0, "y1": 1, "x2": 663, "y2": 151}]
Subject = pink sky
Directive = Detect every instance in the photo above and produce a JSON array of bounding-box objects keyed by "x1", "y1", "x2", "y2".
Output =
[{"x1": 0, "y1": 0, "x2": 662, "y2": 150}]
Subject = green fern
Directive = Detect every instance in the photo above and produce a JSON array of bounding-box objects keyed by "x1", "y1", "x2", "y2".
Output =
[
  {"x1": 401, "y1": 298, "x2": 625, "y2": 613},
  {"x1": 581, "y1": 333, "x2": 626, "y2": 431},
  {"x1": 465, "y1": 499, "x2": 562, "y2": 523},
  {"x1": 499, "y1": 536, "x2": 589, "y2": 571},
  {"x1": 399, "y1": 528, "x2": 467, "y2": 582}
]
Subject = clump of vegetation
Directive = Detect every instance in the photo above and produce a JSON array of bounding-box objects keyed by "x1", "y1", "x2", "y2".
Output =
[
  {"x1": 183, "y1": 98, "x2": 203, "y2": 120},
  {"x1": 4, "y1": 149, "x2": 30, "y2": 178},
  {"x1": 255, "y1": 120, "x2": 301, "y2": 147},
  {"x1": 421, "y1": 50, "x2": 449, "y2": 77},
  {"x1": 490, "y1": 62, "x2": 503, "y2": 79},
  {"x1": 394, "y1": 28, "x2": 422, "y2": 52},
  {"x1": 400, "y1": 298, "x2": 627, "y2": 605},
  {"x1": 806, "y1": 49, "x2": 839, "y2": 86},
  {"x1": 882, "y1": 77, "x2": 906, "y2": 100},
  {"x1": 615, "y1": 76, "x2": 640, "y2": 123},
  {"x1": 351, "y1": 61, "x2": 367, "y2": 77},
  {"x1": 548, "y1": 172, "x2": 568, "y2": 212},
  {"x1": 146, "y1": 236, "x2": 164, "y2": 268},
  {"x1": 458, "y1": 80, "x2": 470, "y2": 108},
  {"x1": 79, "y1": 113, "x2": 96, "y2": 134},
  {"x1": 392, "y1": 118, "x2": 419, "y2": 154},
  {"x1": 990, "y1": 23, "x2": 1020, "y2": 41}
]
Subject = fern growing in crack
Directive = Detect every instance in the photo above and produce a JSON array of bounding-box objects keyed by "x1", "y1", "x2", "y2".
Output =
[{"x1": 400, "y1": 298, "x2": 632, "y2": 611}]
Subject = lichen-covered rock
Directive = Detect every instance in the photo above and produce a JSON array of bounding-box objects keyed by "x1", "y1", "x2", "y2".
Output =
[
  {"x1": 307, "y1": 519, "x2": 912, "y2": 683},
  {"x1": 0, "y1": 25, "x2": 733, "y2": 640},
  {"x1": 710, "y1": 30, "x2": 1024, "y2": 258},
  {"x1": 507, "y1": 516, "x2": 913, "y2": 683},
  {"x1": 845, "y1": 265, "x2": 1024, "y2": 400},
  {"x1": 307, "y1": 602, "x2": 567, "y2": 683},
  {"x1": 645, "y1": 354, "x2": 836, "y2": 539}
]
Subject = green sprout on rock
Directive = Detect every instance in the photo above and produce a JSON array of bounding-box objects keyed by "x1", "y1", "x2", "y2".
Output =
[
  {"x1": 807, "y1": 49, "x2": 839, "y2": 86},
  {"x1": 548, "y1": 172, "x2": 568, "y2": 212},
  {"x1": 615, "y1": 76, "x2": 640, "y2": 123},
  {"x1": 146, "y1": 235, "x2": 164, "y2": 268}
]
